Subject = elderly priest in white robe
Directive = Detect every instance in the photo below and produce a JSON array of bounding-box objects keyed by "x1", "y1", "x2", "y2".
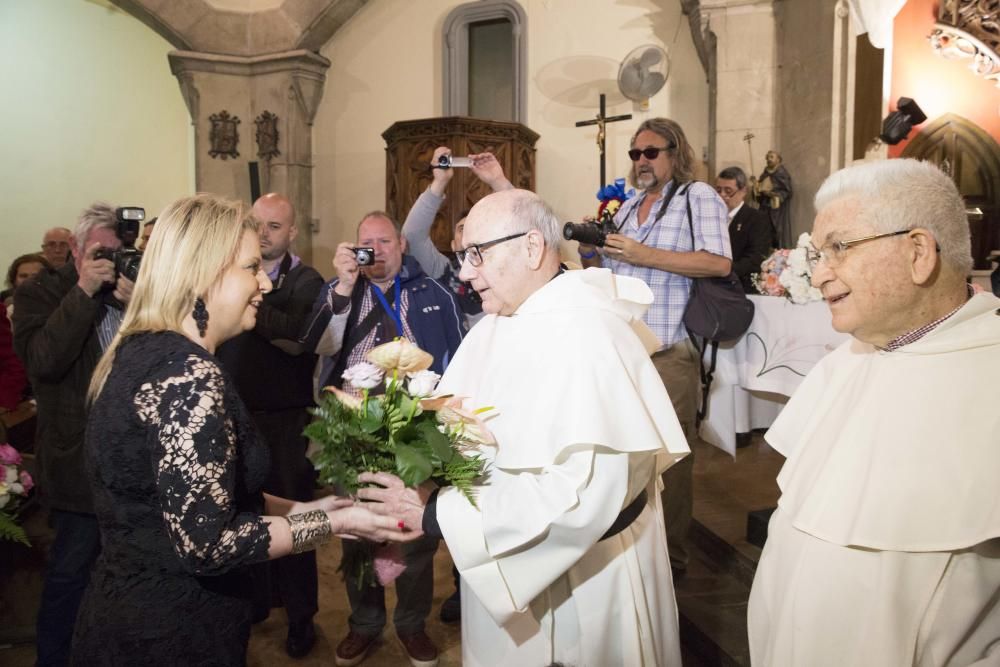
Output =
[
  {"x1": 748, "y1": 158, "x2": 1000, "y2": 666},
  {"x1": 358, "y1": 189, "x2": 689, "y2": 666}
]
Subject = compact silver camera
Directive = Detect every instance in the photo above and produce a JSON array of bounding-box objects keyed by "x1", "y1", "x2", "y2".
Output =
[
  {"x1": 436, "y1": 155, "x2": 472, "y2": 169},
  {"x1": 353, "y1": 247, "x2": 375, "y2": 266}
]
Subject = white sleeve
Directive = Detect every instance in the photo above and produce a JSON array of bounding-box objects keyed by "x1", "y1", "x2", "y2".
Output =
[{"x1": 437, "y1": 449, "x2": 653, "y2": 625}]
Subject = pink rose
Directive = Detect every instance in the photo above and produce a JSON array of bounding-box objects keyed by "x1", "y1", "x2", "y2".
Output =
[
  {"x1": 19, "y1": 470, "x2": 33, "y2": 493},
  {"x1": 373, "y1": 543, "x2": 407, "y2": 586},
  {"x1": 0, "y1": 444, "x2": 21, "y2": 466}
]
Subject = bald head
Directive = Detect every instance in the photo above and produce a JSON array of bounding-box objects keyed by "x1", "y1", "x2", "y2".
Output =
[
  {"x1": 459, "y1": 189, "x2": 562, "y2": 316},
  {"x1": 42, "y1": 227, "x2": 73, "y2": 267},
  {"x1": 253, "y1": 193, "x2": 297, "y2": 262}
]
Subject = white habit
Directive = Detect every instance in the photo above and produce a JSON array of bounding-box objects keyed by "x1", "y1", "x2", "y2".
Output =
[
  {"x1": 749, "y1": 293, "x2": 1000, "y2": 666},
  {"x1": 435, "y1": 268, "x2": 690, "y2": 667}
]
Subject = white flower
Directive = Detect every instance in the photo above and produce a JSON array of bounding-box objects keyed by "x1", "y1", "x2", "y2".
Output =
[
  {"x1": 3, "y1": 466, "x2": 16, "y2": 485},
  {"x1": 407, "y1": 370, "x2": 441, "y2": 397},
  {"x1": 786, "y1": 247, "x2": 809, "y2": 275},
  {"x1": 788, "y1": 280, "x2": 811, "y2": 304},
  {"x1": 796, "y1": 232, "x2": 812, "y2": 249},
  {"x1": 341, "y1": 362, "x2": 384, "y2": 390},
  {"x1": 367, "y1": 338, "x2": 434, "y2": 374}
]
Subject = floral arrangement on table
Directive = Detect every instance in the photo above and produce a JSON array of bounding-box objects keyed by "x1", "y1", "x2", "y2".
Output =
[
  {"x1": 596, "y1": 178, "x2": 635, "y2": 219},
  {"x1": 752, "y1": 233, "x2": 824, "y2": 304},
  {"x1": 305, "y1": 338, "x2": 492, "y2": 587},
  {"x1": 0, "y1": 443, "x2": 34, "y2": 545}
]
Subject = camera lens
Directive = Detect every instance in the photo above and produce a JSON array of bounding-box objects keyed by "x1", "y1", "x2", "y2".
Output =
[{"x1": 562, "y1": 222, "x2": 606, "y2": 247}]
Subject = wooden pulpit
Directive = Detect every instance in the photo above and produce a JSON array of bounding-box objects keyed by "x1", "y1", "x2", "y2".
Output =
[{"x1": 382, "y1": 117, "x2": 539, "y2": 252}]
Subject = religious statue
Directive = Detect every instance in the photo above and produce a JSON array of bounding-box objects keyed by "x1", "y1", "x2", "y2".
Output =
[{"x1": 755, "y1": 150, "x2": 793, "y2": 248}]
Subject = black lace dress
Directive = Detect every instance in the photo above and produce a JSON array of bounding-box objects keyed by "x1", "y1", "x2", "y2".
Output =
[{"x1": 72, "y1": 331, "x2": 271, "y2": 666}]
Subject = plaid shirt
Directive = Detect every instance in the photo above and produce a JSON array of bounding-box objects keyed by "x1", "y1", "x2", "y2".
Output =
[
  {"x1": 881, "y1": 285, "x2": 974, "y2": 352},
  {"x1": 603, "y1": 181, "x2": 731, "y2": 348}
]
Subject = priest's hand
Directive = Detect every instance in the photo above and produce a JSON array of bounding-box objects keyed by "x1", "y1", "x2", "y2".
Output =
[
  {"x1": 602, "y1": 233, "x2": 648, "y2": 266},
  {"x1": 356, "y1": 472, "x2": 435, "y2": 535}
]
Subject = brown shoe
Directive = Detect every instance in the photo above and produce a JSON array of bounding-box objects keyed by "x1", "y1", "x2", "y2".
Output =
[
  {"x1": 335, "y1": 630, "x2": 378, "y2": 667},
  {"x1": 398, "y1": 630, "x2": 439, "y2": 667}
]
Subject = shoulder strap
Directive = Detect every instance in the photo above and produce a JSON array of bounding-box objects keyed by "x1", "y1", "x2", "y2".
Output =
[
  {"x1": 328, "y1": 281, "x2": 384, "y2": 387},
  {"x1": 683, "y1": 182, "x2": 697, "y2": 248}
]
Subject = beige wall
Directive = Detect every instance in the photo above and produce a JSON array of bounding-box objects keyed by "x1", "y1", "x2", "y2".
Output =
[
  {"x1": 0, "y1": 0, "x2": 193, "y2": 281},
  {"x1": 311, "y1": 0, "x2": 709, "y2": 276}
]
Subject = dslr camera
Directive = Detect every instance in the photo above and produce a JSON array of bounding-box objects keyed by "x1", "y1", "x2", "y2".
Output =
[
  {"x1": 352, "y1": 247, "x2": 375, "y2": 266},
  {"x1": 95, "y1": 206, "x2": 145, "y2": 282},
  {"x1": 562, "y1": 210, "x2": 618, "y2": 247}
]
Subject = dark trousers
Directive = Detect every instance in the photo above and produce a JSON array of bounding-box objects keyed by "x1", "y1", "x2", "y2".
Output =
[
  {"x1": 251, "y1": 408, "x2": 318, "y2": 628},
  {"x1": 36, "y1": 509, "x2": 101, "y2": 667},
  {"x1": 344, "y1": 534, "x2": 439, "y2": 637},
  {"x1": 651, "y1": 338, "x2": 700, "y2": 571}
]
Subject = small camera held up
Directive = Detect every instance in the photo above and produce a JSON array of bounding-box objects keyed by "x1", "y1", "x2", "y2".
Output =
[
  {"x1": 353, "y1": 247, "x2": 375, "y2": 266},
  {"x1": 95, "y1": 206, "x2": 145, "y2": 282},
  {"x1": 435, "y1": 155, "x2": 473, "y2": 169},
  {"x1": 562, "y1": 210, "x2": 618, "y2": 248}
]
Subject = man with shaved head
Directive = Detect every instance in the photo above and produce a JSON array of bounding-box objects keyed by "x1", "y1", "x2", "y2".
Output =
[
  {"x1": 357, "y1": 189, "x2": 690, "y2": 666},
  {"x1": 41, "y1": 227, "x2": 73, "y2": 268},
  {"x1": 217, "y1": 192, "x2": 326, "y2": 658}
]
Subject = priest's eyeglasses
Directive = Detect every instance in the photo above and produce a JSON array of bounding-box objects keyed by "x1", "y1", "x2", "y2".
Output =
[
  {"x1": 806, "y1": 229, "x2": 911, "y2": 270},
  {"x1": 457, "y1": 232, "x2": 528, "y2": 267},
  {"x1": 627, "y1": 145, "x2": 673, "y2": 161}
]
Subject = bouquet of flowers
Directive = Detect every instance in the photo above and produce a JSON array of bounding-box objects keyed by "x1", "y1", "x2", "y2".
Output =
[
  {"x1": 0, "y1": 443, "x2": 34, "y2": 545},
  {"x1": 752, "y1": 233, "x2": 824, "y2": 304},
  {"x1": 305, "y1": 338, "x2": 491, "y2": 586}
]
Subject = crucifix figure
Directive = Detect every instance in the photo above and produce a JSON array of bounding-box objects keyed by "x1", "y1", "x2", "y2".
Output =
[{"x1": 575, "y1": 93, "x2": 632, "y2": 190}]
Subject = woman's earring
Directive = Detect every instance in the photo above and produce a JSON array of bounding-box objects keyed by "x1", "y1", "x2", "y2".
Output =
[{"x1": 193, "y1": 297, "x2": 209, "y2": 338}]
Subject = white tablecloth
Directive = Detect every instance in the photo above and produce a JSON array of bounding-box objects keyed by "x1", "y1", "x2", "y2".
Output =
[{"x1": 698, "y1": 295, "x2": 850, "y2": 456}]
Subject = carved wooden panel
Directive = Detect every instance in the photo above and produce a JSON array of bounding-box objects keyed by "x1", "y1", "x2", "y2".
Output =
[
  {"x1": 902, "y1": 113, "x2": 1000, "y2": 269},
  {"x1": 382, "y1": 116, "x2": 539, "y2": 252}
]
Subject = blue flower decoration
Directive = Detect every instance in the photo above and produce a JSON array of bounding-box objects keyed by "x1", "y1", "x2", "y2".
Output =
[{"x1": 596, "y1": 178, "x2": 635, "y2": 203}]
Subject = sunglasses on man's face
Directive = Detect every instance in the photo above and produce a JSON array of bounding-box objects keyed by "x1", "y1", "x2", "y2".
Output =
[{"x1": 627, "y1": 144, "x2": 674, "y2": 161}]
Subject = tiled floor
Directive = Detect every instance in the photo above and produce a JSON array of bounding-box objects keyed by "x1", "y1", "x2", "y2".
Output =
[{"x1": 0, "y1": 435, "x2": 783, "y2": 666}]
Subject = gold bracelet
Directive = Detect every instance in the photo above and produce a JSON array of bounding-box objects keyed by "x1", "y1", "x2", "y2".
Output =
[{"x1": 285, "y1": 509, "x2": 333, "y2": 554}]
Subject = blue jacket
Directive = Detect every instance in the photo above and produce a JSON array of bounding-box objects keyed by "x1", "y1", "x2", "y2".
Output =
[{"x1": 301, "y1": 255, "x2": 466, "y2": 388}]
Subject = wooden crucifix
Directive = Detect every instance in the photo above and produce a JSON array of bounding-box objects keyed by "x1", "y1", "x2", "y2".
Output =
[{"x1": 575, "y1": 94, "x2": 632, "y2": 190}]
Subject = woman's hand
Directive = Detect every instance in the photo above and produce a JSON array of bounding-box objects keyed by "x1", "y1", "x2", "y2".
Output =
[
  {"x1": 288, "y1": 494, "x2": 354, "y2": 516},
  {"x1": 328, "y1": 505, "x2": 422, "y2": 543},
  {"x1": 355, "y1": 472, "x2": 435, "y2": 533}
]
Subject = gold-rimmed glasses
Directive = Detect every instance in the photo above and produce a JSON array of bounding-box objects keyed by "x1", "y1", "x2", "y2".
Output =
[{"x1": 806, "y1": 229, "x2": 912, "y2": 270}]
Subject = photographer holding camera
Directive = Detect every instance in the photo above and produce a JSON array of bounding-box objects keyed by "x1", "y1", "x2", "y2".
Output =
[
  {"x1": 577, "y1": 118, "x2": 731, "y2": 578},
  {"x1": 301, "y1": 210, "x2": 464, "y2": 667},
  {"x1": 402, "y1": 147, "x2": 513, "y2": 325},
  {"x1": 13, "y1": 201, "x2": 136, "y2": 666}
]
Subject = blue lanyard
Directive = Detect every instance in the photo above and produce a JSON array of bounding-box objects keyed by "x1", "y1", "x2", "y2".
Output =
[{"x1": 373, "y1": 275, "x2": 402, "y2": 335}]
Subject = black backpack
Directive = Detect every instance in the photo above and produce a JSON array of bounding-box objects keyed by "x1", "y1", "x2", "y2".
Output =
[{"x1": 679, "y1": 184, "x2": 755, "y2": 425}]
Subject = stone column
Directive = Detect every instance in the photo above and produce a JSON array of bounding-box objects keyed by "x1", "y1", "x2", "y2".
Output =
[
  {"x1": 700, "y1": 0, "x2": 779, "y2": 180},
  {"x1": 168, "y1": 50, "x2": 329, "y2": 262}
]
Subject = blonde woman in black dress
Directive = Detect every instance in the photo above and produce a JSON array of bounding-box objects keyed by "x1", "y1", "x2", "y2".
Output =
[{"x1": 72, "y1": 195, "x2": 413, "y2": 666}]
